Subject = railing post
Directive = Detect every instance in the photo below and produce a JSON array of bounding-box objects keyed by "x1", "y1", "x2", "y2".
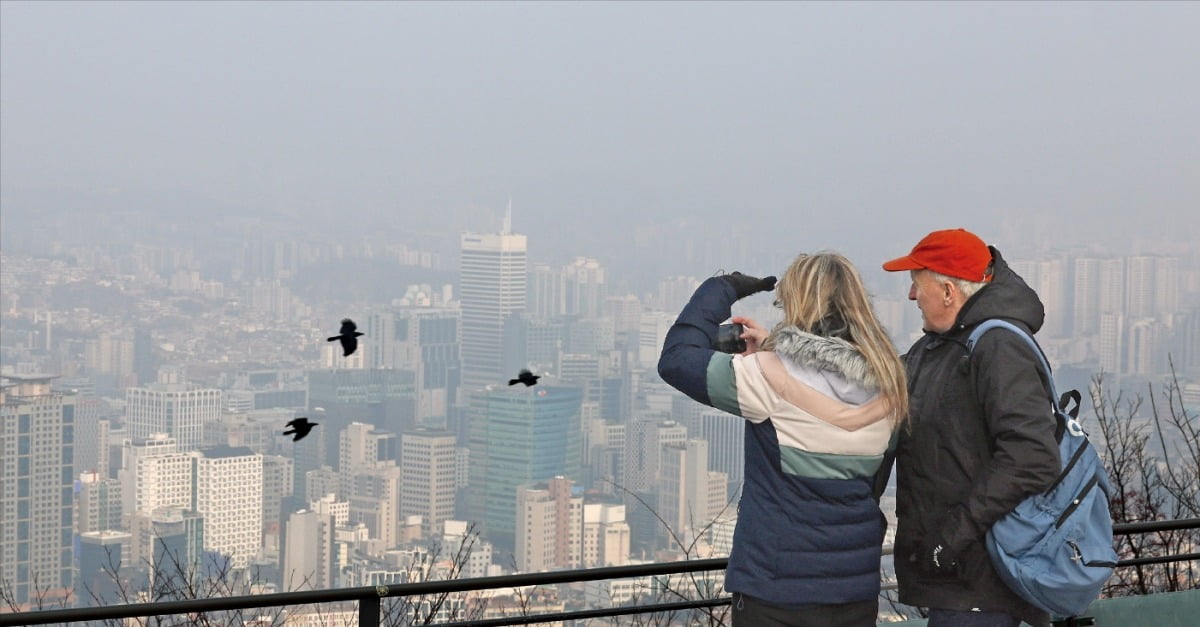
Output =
[{"x1": 359, "y1": 595, "x2": 381, "y2": 627}]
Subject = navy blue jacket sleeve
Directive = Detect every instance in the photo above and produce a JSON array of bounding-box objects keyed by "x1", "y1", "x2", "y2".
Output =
[{"x1": 657, "y1": 277, "x2": 738, "y2": 406}]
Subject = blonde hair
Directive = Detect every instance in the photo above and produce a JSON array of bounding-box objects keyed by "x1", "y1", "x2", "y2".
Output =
[{"x1": 763, "y1": 252, "x2": 910, "y2": 426}]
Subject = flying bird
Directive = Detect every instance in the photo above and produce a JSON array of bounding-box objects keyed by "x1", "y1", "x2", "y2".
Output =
[
  {"x1": 327, "y1": 318, "x2": 364, "y2": 357},
  {"x1": 283, "y1": 417, "x2": 318, "y2": 442},
  {"x1": 508, "y1": 369, "x2": 540, "y2": 387}
]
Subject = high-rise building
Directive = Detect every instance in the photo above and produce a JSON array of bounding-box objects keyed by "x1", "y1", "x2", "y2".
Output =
[
  {"x1": 695, "y1": 409, "x2": 744, "y2": 493},
  {"x1": 348, "y1": 466, "x2": 401, "y2": 551},
  {"x1": 305, "y1": 369, "x2": 417, "y2": 476},
  {"x1": 564, "y1": 257, "x2": 607, "y2": 318},
  {"x1": 459, "y1": 222, "x2": 528, "y2": 392},
  {"x1": 261, "y1": 454, "x2": 294, "y2": 559},
  {"x1": 1099, "y1": 312, "x2": 1125, "y2": 374},
  {"x1": 1010, "y1": 257, "x2": 1068, "y2": 339},
  {"x1": 363, "y1": 308, "x2": 460, "y2": 428},
  {"x1": 465, "y1": 384, "x2": 583, "y2": 551},
  {"x1": 0, "y1": 374, "x2": 76, "y2": 608},
  {"x1": 125, "y1": 383, "x2": 222, "y2": 451},
  {"x1": 658, "y1": 440, "x2": 728, "y2": 548},
  {"x1": 76, "y1": 470, "x2": 123, "y2": 535},
  {"x1": 338, "y1": 422, "x2": 397, "y2": 497},
  {"x1": 622, "y1": 420, "x2": 687, "y2": 494},
  {"x1": 515, "y1": 477, "x2": 583, "y2": 572},
  {"x1": 528, "y1": 262, "x2": 566, "y2": 319},
  {"x1": 194, "y1": 446, "x2": 263, "y2": 569},
  {"x1": 581, "y1": 501, "x2": 630, "y2": 569},
  {"x1": 400, "y1": 429, "x2": 459, "y2": 537},
  {"x1": 282, "y1": 509, "x2": 335, "y2": 591},
  {"x1": 76, "y1": 530, "x2": 132, "y2": 607}
]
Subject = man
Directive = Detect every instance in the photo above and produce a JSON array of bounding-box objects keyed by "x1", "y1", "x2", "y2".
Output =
[{"x1": 881, "y1": 228, "x2": 1060, "y2": 627}]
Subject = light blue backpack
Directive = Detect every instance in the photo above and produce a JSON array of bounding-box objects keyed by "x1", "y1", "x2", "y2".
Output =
[{"x1": 967, "y1": 320, "x2": 1118, "y2": 617}]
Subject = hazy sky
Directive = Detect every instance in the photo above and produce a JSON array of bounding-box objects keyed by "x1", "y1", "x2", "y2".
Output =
[{"x1": 2, "y1": 1, "x2": 1198, "y2": 270}]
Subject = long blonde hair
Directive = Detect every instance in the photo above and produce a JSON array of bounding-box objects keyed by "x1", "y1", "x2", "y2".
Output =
[{"x1": 763, "y1": 252, "x2": 909, "y2": 426}]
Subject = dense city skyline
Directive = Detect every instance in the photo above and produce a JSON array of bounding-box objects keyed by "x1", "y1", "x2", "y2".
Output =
[{"x1": 2, "y1": 1, "x2": 1198, "y2": 620}]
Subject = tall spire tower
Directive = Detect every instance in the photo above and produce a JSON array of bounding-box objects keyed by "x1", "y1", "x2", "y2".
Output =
[{"x1": 459, "y1": 201, "x2": 528, "y2": 391}]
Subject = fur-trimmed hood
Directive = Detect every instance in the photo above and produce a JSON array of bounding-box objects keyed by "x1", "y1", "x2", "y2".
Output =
[{"x1": 769, "y1": 326, "x2": 879, "y2": 392}]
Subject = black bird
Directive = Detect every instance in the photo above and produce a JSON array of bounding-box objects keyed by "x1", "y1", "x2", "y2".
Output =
[
  {"x1": 327, "y1": 318, "x2": 364, "y2": 357},
  {"x1": 283, "y1": 417, "x2": 318, "y2": 442},
  {"x1": 508, "y1": 369, "x2": 540, "y2": 387}
]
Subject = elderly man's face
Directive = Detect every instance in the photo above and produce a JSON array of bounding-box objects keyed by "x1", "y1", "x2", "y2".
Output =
[{"x1": 908, "y1": 270, "x2": 960, "y2": 333}]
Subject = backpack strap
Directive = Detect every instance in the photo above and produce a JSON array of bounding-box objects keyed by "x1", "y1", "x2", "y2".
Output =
[{"x1": 966, "y1": 320, "x2": 1085, "y2": 438}]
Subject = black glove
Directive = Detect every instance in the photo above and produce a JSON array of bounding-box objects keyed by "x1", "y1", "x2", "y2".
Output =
[
  {"x1": 719, "y1": 272, "x2": 777, "y2": 300},
  {"x1": 912, "y1": 534, "x2": 961, "y2": 577}
]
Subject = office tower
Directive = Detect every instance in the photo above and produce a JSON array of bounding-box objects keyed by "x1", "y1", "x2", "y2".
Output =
[
  {"x1": 0, "y1": 374, "x2": 76, "y2": 608},
  {"x1": 72, "y1": 394, "x2": 103, "y2": 475},
  {"x1": 566, "y1": 317, "x2": 615, "y2": 356},
  {"x1": 194, "y1": 446, "x2": 263, "y2": 569},
  {"x1": 528, "y1": 262, "x2": 566, "y2": 319},
  {"x1": 622, "y1": 420, "x2": 688, "y2": 494},
  {"x1": 581, "y1": 502, "x2": 630, "y2": 568},
  {"x1": 504, "y1": 314, "x2": 566, "y2": 377},
  {"x1": 362, "y1": 308, "x2": 461, "y2": 427},
  {"x1": 564, "y1": 257, "x2": 607, "y2": 318},
  {"x1": 305, "y1": 369, "x2": 417, "y2": 476},
  {"x1": 282, "y1": 509, "x2": 335, "y2": 590},
  {"x1": 125, "y1": 382, "x2": 222, "y2": 451},
  {"x1": 459, "y1": 218, "x2": 528, "y2": 392},
  {"x1": 465, "y1": 384, "x2": 583, "y2": 551},
  {"x1": 135, "y1": 507, "x2": 204, "y2": 594},
  {"x1": 76, "y1": 470, "x2": 123, "y2": 535},
  {"x1": 401, "y1": 429, "x2": 459, "y2": 537},
  {"x1": 638, "y1": 312, "x2": 678, "y2": 367},
  {"x1": 582, "y1": 417, "x2": 625, "y2": 493},
  {"x1": 515, "y1": 477, "x2": 583, "y2": 572},
  {"x1": 696, "y1": 409, "x2": 745, "y2": 492},
  {"x1": 349, "y1": 466, "x2": 401, "y2": 551},
  {"x1": 133, "y1": 329, "x2": 157, "y2": 387},
  {"x1": 658, "y1": 440, "x2": 729, "y2": 548},
  {"x1": 305, "y1": 467, "x2": 341, "y2": 504},
  {"x1": 76, "y1": 530, "x2": 132, "y2": 607},
  {"x1": 606, "y1": 294, "x2": 643, "y2": 339},
  {"x1": 338, "y1": 422, "x2": 398, "y2": 497},
  {"x1": 261, "y1": 455, "x2": 294, "y2": 559}
]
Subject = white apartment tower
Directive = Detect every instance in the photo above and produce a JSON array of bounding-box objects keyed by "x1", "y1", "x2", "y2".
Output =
[
  {"x1": 194, "y1": 446, "x2": 263, "y2": 568},
  {"x1": 125, "y1": 383, "x2": 222, "y2": 451},
  {"x1": 459, "y1": 210, "x2": 528, "y2": 391}
]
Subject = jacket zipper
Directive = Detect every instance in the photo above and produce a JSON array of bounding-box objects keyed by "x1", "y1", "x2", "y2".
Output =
[
  {"x1": 1045, "y1": 439, "x2": 1090, "y2": 495},
  {"x1": 1055, "y1": 475, "x2": 1099, "y2": 528}
]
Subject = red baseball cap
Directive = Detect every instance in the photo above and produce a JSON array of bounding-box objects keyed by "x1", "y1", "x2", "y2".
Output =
[{"x1": 882, "y1": 228, "x2": 993, "y2": 282}]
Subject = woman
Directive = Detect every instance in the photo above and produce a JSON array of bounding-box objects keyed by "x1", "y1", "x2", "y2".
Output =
[{"x1": 657, "y1": 253, "x2": 908, "y2": 627}]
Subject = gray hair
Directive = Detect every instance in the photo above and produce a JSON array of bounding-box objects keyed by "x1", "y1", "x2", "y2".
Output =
[{"x1": 928, "y1": 270, "x2": 989, "y2": 301}]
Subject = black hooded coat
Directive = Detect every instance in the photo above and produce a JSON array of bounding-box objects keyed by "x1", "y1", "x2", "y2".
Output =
[{"x1": 890, "y1": 247, "x2": 1062, "y2": 626}]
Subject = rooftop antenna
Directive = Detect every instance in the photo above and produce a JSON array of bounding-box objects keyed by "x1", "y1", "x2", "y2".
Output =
[{"x1": 502, "y1": 197, "x2": 512, "y2": 235}]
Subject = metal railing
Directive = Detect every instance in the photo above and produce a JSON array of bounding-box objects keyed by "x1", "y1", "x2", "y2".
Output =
[{"x1": 3, "y1": 518, "x2": 1197, "y2": 627}]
